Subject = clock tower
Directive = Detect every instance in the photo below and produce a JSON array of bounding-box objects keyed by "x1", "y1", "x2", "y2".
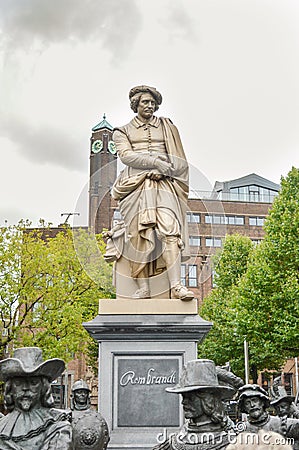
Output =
[{"x1": 89, "y1": 114, "x2": 117, "y2": 234}]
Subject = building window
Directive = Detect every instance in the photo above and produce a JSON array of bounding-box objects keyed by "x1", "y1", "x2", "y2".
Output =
[
  {"x1": 188, "y1": 265, "x2": 198, "y2": 287},
  {"x1": 181, "y1": 264, "x2": 198, "y2": 287},
  {"x1": 205, "y1": 215, "x2": 244, "y2": 225},
  {"x1": 189, "y1": 236, "x2": 201, "y2": 246},
  {"x1": 181, "y1": 265, "x2": 186, "y2": 286},
  {"x1": 187, "y1": 212, "x2": 200, "y2": 223},
  {"x1": 261, "y1": 372, "x2": 271, "y2": 392},
  {"x1": 284, "y1": 373, "x2": 293, "y2": 395},
  {"x1": 229, "y1": 185, "x2": 278, "y2": 203},
  {"x1": 112, "y1": 209, "x2": 123, "y2": 226},
  {"x1": 233, "y1": 216, "x2": 245, "y2": 225},
  {"x1": 249, "y1": 217, "x2": 265, "y2": 226},
  {"x1": 206, "y1": 237, "x2": 222, "y2": 247}
]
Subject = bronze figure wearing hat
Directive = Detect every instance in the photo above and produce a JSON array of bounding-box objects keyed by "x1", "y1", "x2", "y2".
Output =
[
  {"x1": 237, "y1": 384, "x2": 299, "y2": 447},
  {"x1": 270, "y1": 377, "x2": 299, "y2": 419},
  {"x1": 70, "y1": 379, "x2": 110, "y2": 450},
  {"x1": 0, "y1": 347, "x2": 72, "y2": 450},
  {"x1": 110, "y1": 85, "x2": 194, "y2": 300},
  {"x1": 71, "y1": 379, "x2": 91, "y2": 412},
  {"x1": 153, "y1": 360, "x2": 236, "y2": 450}
]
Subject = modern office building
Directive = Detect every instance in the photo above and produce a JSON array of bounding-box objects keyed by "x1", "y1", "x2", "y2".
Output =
[{"x1": 184, "y1": 173, "x2": 280, "y2": 301}]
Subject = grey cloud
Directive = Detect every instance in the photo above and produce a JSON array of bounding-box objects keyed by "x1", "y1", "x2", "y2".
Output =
[
  {"x1": 0, "y1": 114, "x2": 86, "y2": 171},
  {"x1": 0, "y1": 0, "x2": 142, "y2": 61},
  {"x1": 162, "y1": 1, "x2": 197, "y2": 41}
]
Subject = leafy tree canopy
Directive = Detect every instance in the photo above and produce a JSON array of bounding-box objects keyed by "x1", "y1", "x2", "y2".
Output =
[
  {"x1": 199, "y1": 167, "x2": 299, "y2": 381},
  {"x1": 0, "y1": 220, "x2": 114, "y2": 364},
  {"x1": 198, "y1": 234, "x2": 254, "y2": 377}
]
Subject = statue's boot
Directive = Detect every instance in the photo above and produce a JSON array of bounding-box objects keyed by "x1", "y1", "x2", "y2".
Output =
[
  {"x1": 163, "y1": 236, "x2": 194, "y2": 301},
  {"x1": 132, "y1": 272, "x2": 150, "y2": 299}
]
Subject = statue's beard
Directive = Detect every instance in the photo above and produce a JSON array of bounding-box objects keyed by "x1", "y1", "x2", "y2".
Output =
[{"x1": 15, "y1": 394, "x2": 37, "y2": 411}]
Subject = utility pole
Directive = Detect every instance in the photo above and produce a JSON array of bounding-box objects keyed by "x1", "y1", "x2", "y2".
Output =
[
  {"x1": 295, "y1": 357, "x2": 299, "y2": 404},
  {"x1": 244, "y1": 338, "x2": 249, "y2": 384}
]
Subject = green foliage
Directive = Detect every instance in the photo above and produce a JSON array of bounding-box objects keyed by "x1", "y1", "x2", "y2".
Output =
[
  {"x1": 0, "y1": 221, "x2": 114, "y2": 367},
  {"x1": 234, "y1": 167, "x2": 299, "y2": 370},
  {"x1": 198, "y1": 234, "x2": 254, "y2": 378},
  {"x1": 199, "y1": 167, "x2": 299, "y2": 380}
]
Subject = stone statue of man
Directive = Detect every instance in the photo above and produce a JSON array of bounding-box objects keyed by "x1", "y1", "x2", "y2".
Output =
[
  {"x1": 0, "y1": 347, "x2": 72, "y2": 450},
  {"x1": 111, "y1": 85, "x2": 194, "y2": 300}
]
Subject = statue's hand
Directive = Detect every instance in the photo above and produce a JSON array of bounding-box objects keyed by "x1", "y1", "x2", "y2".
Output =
[
  {"x1": 147, "y1": 171, "x2": 164, "y2": 181},
  {"x1": 154, "y1": 158, "x2": 174, "y2": 176},
  {"x1": 157, "y1": 154, "x2": 169, "y2": 162}
]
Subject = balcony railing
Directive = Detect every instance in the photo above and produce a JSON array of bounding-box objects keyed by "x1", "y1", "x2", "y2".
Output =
[{"x1": 189, "y1": 190, "x2": 278, "y2": 203}]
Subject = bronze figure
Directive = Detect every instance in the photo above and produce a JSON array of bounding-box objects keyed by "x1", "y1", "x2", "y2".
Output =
[
  {"x1": 237, "y1": 384, "x2": 299, "y2": 448},
  {"x1": 270, "y1": 377, "x2": 299, "y2": 419},
  {"x1": 71, "y1": 379, "x2": 91, "y2": 412},
  {"x1": 70, "y1": 379, "x2": 109, "y2": 450},
  {"x1": 153, "y1": 359, "x2": 236, "y2": 450},
  {"x1": 0, "y1": 347, "x2": 72, "y2": 450}
]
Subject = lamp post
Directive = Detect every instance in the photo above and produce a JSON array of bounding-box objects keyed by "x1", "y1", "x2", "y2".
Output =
[
  {"x1": 244, "y1": 338, "x2": 249, "y2": 384},
  {"x1": 295, "y1": 357, "x2": 299, "y2": 404}
]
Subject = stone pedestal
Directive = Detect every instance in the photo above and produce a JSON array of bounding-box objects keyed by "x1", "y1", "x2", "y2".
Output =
[{"x1": 83, "y1": 300, "x2": 212, "y2": 450}]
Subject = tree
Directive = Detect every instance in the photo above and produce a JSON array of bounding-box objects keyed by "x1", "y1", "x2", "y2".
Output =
[
  {"x1": 0, "y1": 221, "x2": 114, "y2": 364},
  {"x1": 234, "y1": 167, "x2": 299, "y2": 376},
  {"x1": 199, "y1": 167, "x2": 299, "y2": 381},
  {"x1": 198, "y1": 234, "x2": 254, "y2": 378}
]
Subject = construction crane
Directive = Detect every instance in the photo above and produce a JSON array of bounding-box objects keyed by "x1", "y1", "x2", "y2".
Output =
[{"x1": 60, "y1": 212, "x2": 80, "y2": 225}]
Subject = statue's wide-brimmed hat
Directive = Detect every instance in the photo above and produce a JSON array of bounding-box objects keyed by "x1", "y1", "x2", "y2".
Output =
[
  {"x1": 271, "y1": 395, "x2": 295, "y2": 406},
  {"x1": 129, "y1": 85, "x2": 162, "y2": 105},
  {"x1": 270, "y1": 386, "x2": 295, "y2": 406},
  {"x1": 166, "y1": 359, "x2": 235, "y2": 399},
  {"x1": 238, "y1": 384, "x2": 270, "y2": 412},
  {"x1": 0, "y1": 347, "x2": 65, "y2": 382}
]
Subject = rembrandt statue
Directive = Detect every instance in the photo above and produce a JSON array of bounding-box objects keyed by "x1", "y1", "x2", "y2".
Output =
[
  {"x1": 0, "y1": 347, "x2": 72, "y2": 450},
  {"x1": 110, "y1": 85, "x2": 194, "y2": 300}
]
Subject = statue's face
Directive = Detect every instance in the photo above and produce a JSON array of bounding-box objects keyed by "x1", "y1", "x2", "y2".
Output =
[
  {"x1": 275, "y1": 401, "x2": 291, "y2": 417},
  {"x1": 11, "y1": 376, "x2": 43, "y2": 411},
  {"x1": 137, "y1": 93, "x2": 156, "y2": 121},
  {"x1": 243, "y1": 395, "x2": 264, "y2": 419},
  {"x1": 74, "y1": 388, "x2": 89, "y2": 405},
  {"x1": 181, "y1": 391, "x2": 204, "y2": 420}
]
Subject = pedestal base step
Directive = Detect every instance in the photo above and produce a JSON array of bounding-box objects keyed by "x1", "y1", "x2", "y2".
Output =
[{"x1": 98, "y1": 298, "x2": 198, "y2": 315}]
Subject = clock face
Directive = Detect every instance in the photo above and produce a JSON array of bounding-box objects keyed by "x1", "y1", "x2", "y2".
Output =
[
  {"x1": 108, "y1": 141, "x2": 117, "y2": 155},
  {"x1": 92, "y1": 140, "x2": 103, "y2": 153}
]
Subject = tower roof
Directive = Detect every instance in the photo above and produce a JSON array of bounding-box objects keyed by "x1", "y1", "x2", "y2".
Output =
[{"x1": 92, "y1": 113, "x2": 113, "y2": 132}]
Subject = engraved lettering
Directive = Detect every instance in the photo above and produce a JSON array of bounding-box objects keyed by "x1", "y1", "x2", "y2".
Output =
[{"x1": 120, "y1": 368, "x2": 176, "y2": 387}]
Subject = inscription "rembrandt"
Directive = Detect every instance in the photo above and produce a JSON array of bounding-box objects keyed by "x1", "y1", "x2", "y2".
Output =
[{"x1": 119, "y1": 368, "x2": 176, "y2": 387}]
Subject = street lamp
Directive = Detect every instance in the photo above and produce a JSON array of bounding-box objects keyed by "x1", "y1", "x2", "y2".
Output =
[{"x1": 244, "y1": 338, "x2": 249, "y2": 384}]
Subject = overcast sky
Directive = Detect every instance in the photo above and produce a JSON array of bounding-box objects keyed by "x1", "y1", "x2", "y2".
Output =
[{"x1": 1, "y1": 0, "x2": 298, "y2": 227}]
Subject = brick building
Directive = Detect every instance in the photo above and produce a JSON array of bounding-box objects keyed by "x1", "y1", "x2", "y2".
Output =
[{"x1": 184, "y1": 173, "x2": 280, "y2": 301}]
